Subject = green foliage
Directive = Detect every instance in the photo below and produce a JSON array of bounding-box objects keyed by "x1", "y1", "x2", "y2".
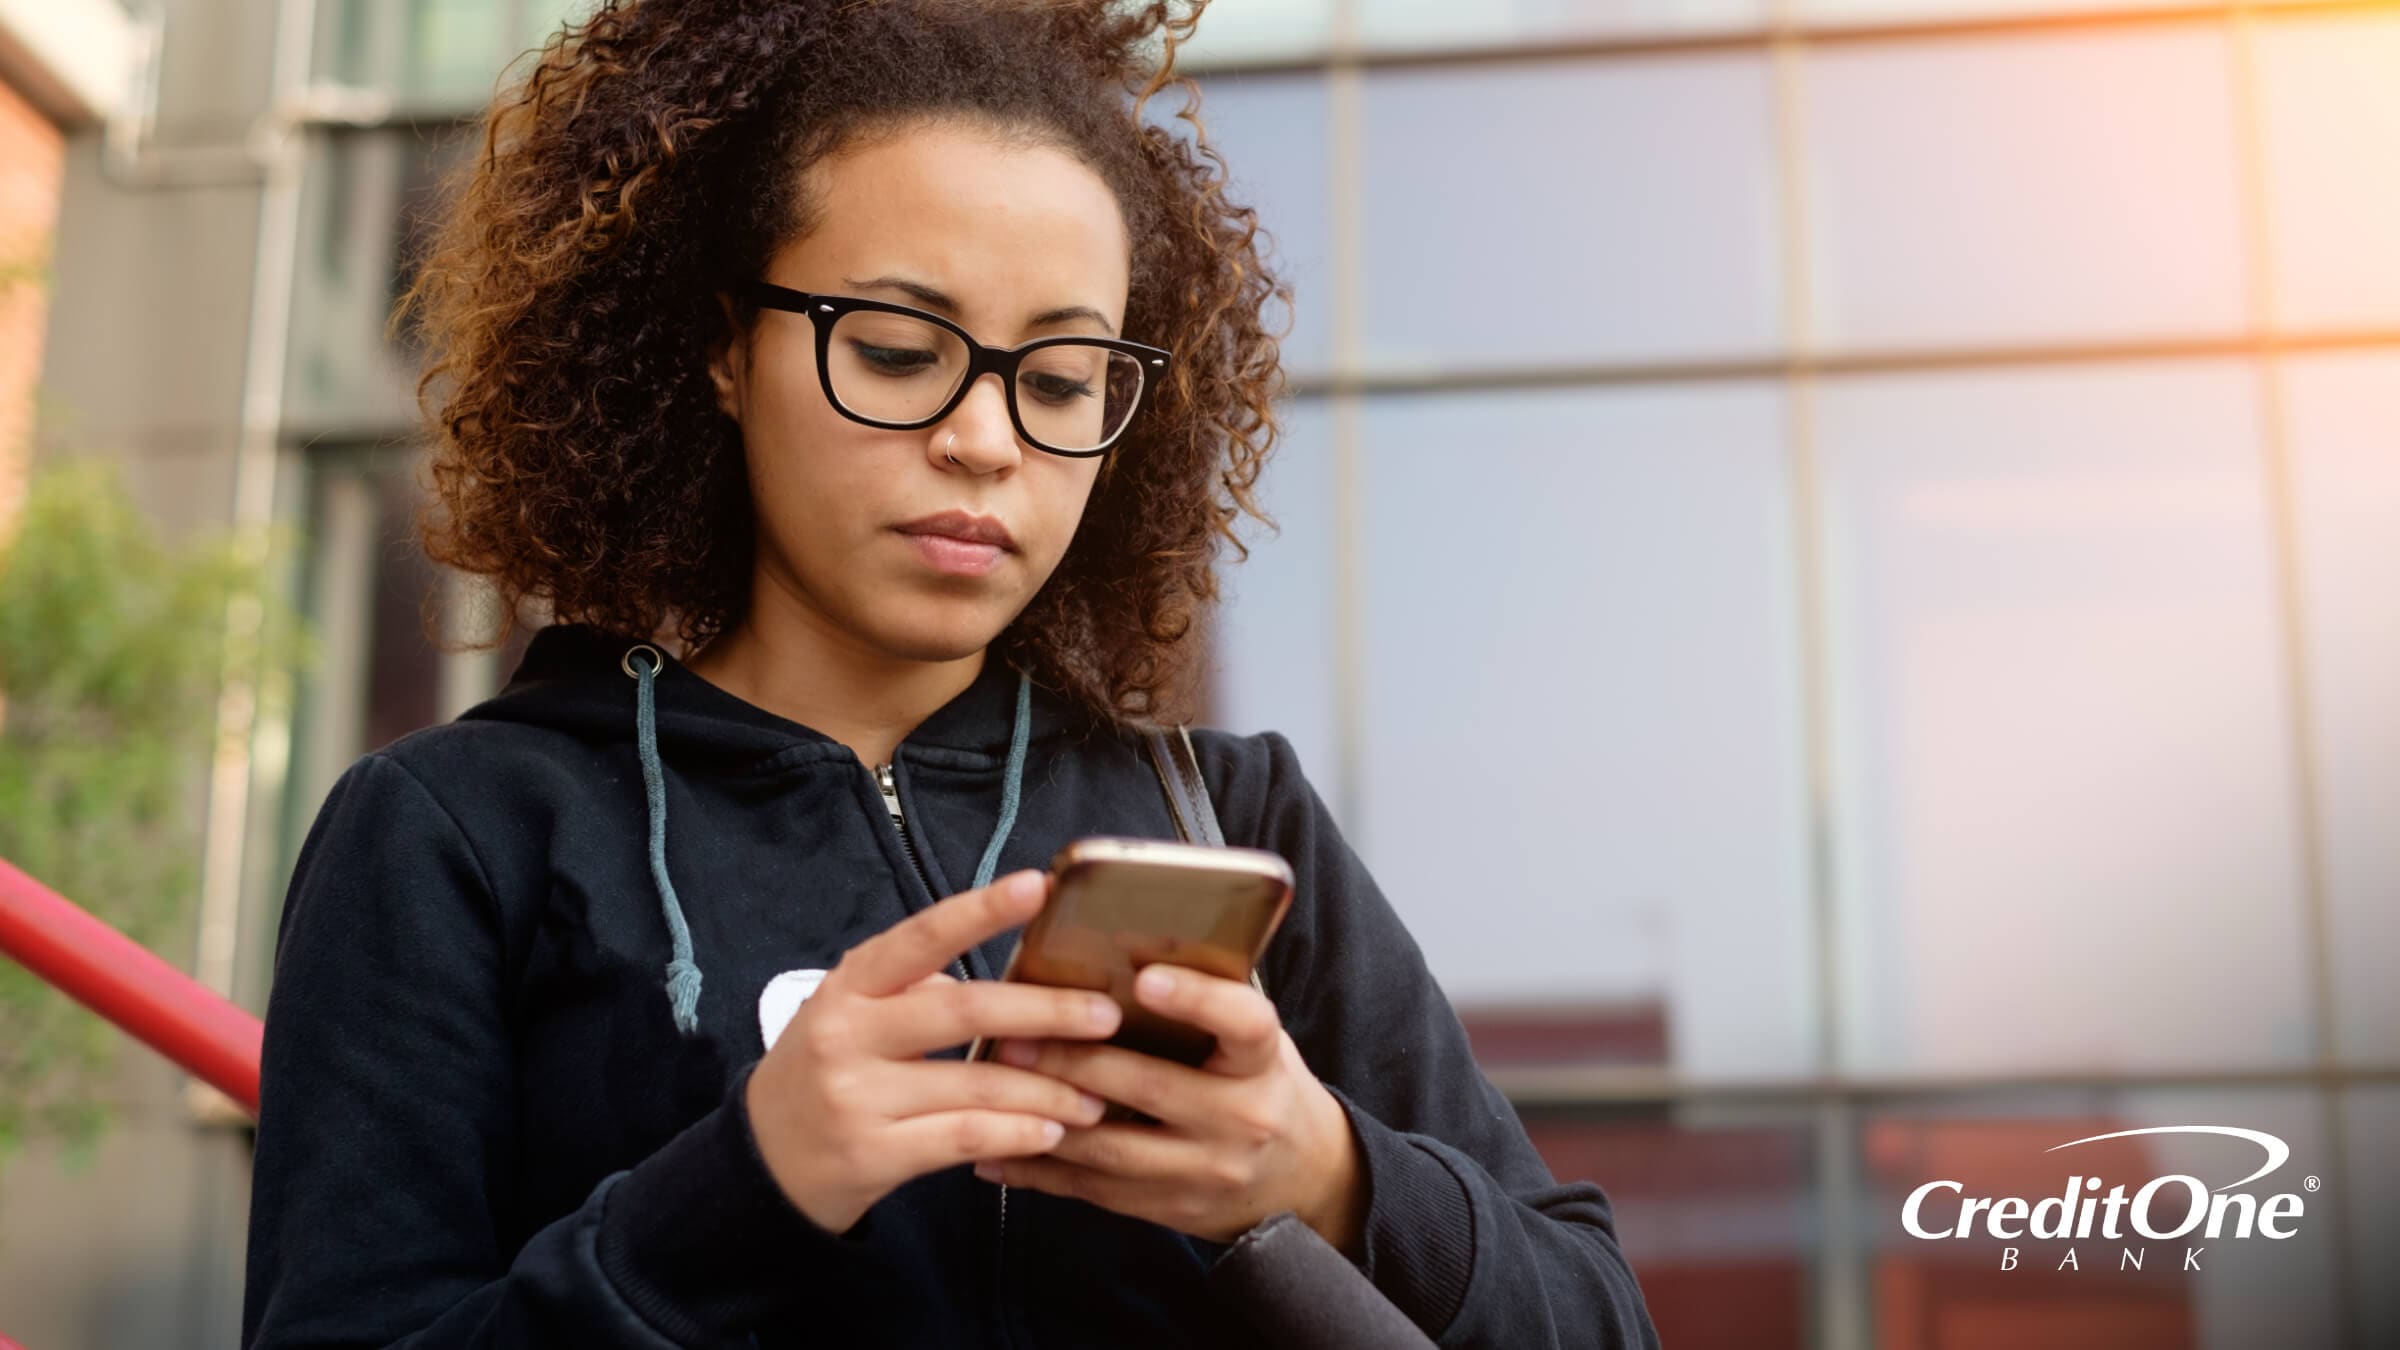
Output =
[{"x1": 0, "y1": 456, "x2": 309, "y2": 1163}]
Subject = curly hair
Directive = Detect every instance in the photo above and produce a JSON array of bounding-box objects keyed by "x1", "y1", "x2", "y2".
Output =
[{"x1": 399, "y1": 0, "x2": 1291, "y2": 728}]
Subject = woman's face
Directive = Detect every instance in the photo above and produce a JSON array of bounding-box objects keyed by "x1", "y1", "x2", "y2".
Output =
[{"x1": 708, "y1": 119, "x2": 1132, "y2": 663}]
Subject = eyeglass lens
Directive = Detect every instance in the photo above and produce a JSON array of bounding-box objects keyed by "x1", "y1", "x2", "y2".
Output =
[{"x1": 824, "y1": 309, "x2": 1147, "y2": 452}]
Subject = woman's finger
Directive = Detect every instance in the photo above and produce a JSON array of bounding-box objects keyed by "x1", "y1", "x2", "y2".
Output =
[
  {"x1": 1036, "y1": 1121, "x2": 1210, "y2": 1180},
  {"x1": 878, "y1": 1109, "x2": 1070, "y2": 1177},
  {"x1": 832, "y1": 869, "x2": 1047, "y2": 997},
  {"x1": 874, "y1": 1059, "x2": 1108, "y2": 1129},
  {"x1": 1132, "y1": 964, "x2": 1283, "y2": 1078},
  {"x1": 997, "y1": 1039, "x2": 1227, "y2": 1127},
  {"x1": 866, "y1": 976, "x2": 1121, "y2": 1060}
]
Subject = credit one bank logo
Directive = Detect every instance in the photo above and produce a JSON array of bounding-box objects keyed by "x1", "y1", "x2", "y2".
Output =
[{"x1": 1900, "y1": 1126, "x2": 2314, "y2": 1272}]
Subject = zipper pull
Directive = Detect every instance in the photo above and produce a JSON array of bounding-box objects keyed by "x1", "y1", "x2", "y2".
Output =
[{"x1": 875, "y1": 761, "x2": 903, "y2": 821}]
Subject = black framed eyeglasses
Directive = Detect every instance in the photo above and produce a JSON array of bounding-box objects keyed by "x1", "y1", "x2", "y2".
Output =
[{"x1": 734, "y1": 280, "x2": 1172, "y2": 458}]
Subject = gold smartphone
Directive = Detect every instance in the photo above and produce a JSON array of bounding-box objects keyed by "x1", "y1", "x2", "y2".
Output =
[{"x1": 967, "y1": 836, "x2": 1293, "y2": 1095}]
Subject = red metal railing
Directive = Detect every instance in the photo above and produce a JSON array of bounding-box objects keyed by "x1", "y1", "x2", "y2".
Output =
[
  {"x1": 0, "y1": 857, "x2": 267, "y2": 1350},
  {"x1": 0, "y1": 855, "x2": 263, "y2": 1116}
]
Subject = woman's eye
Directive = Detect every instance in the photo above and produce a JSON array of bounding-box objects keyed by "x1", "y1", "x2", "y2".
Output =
[
  {"x1": 1025, "y1": 374, "x2": 1095, "y2": 404},
  {"x1": 854, "y1": 343, "x2": 940, "y2": 375}
]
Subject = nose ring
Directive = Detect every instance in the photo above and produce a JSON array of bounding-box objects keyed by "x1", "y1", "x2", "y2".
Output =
[{"x1": 944, "y1": 430, "x2": 960, "y2": 466}]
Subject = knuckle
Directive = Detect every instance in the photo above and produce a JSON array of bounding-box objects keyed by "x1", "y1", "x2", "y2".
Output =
[
  {"x1": 953, "y1": 1114, "x2": 994, "y2": 1157},
  {"x1": 970, "y1": 1069, "x2": 1009, "y2": 1110},
  {"x1": 819, "y1": 1082, "x2": 869, "y2": 1132},
  {"x1": 938, "y1": 981, "x2": 981, "y2": 1024},
  {"x1": 819, "y1": 1066, "x2": 868, "y2": 1109},
  {"x1": 800, "y1": 1009, "x2": 851, "y2": 1056},
  {"x1": 1126, "y1": 1064, "x2": 1171, "y2": 1110},
  {"x1": 1229, "y1": 1107, "x2": 1278, "y2": 1149}
]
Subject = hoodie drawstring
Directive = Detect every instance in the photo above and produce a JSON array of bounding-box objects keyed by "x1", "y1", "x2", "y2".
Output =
[
  {"x1": 629, "y1": 647, "x2": 704, "y2": 1035},
  {"x1": 972, "y1": 668, "x2": 1034, "y2": 891},
  {"x1": 626, "y1": 644, "x2": 1035, "y2": 1037}
]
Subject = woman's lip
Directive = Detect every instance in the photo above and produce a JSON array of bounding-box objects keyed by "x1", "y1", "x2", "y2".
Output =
[{"x1": 897, "y1": 529, "x2": 1006, "y2": 577}]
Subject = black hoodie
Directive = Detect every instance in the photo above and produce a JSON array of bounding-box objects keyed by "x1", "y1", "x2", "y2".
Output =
[{"x1": 240, "y1": 623, "x2": 1660, "y2": 1349}]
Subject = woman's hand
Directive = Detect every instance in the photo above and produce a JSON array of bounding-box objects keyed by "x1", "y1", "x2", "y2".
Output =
[
  {"x1": 972, "y1": 964, "x2": 1368, "y2": 1257},
  {"x1": 743, "y1": 869, "x2": 1128, "y2": 1236}
]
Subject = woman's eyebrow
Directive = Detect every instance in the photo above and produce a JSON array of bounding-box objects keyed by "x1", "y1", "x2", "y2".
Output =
[{"x1": 843, "y1": 274, "x2": 1116, "y2": 336}]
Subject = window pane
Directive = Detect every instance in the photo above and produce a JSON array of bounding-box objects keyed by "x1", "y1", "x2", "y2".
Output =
[
  {"x1": 1161, "y1": 0, "x2": 1335, "y2": 68},
  {"x1": 288, "y1": 128, "x2": 470, "y2": 437},
  {"x1": 2254, "y1": 13, "x2": 2400, "y2": 331},
  {"x1": 1210, "y1": 397, "x2": 1344, "y2": 817},
  {"x1": 521, "y1": 0, "x2": 600, "y2": 50},
  {"x1": 1802, "y1": 27, "x2": 2248, "y2": 349},
  {"x1": 409, "y1": 0, "x2": 513, "y2": 104},
  {"x1": 1815, "y1": 361, "x2": 2312, "y2": 1076},
  {"x1": 319, "y1": 0, "x2": 547, "y2": 105},
  {"x1": 1360, "y1": 0, "x2": 1762, "y2": 47},
  {"x1": 1153, "y1": 74, "x2": 1335, "y2": 378},
  {"x1": 1359, "y1": 55, "x2": 1784, "y2": 370},
  {"x1": 293, "y1": 452, "x2": 534, "y2": 839},
  {"x1": 1800, "y1": 0, "x2": 2201, "y2": 24},
  {"x1": 1861, "y1": 1090, "x2": 2346, "y2": 1348},
  {"x1": 1355, "y1": 385, "x2": 1814, "y2": 1079},
  {"x1": 2283, "y1": 352, "x2": 2400, "y2": 1068}
]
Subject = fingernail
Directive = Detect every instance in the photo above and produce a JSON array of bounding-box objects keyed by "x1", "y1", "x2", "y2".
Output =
[
  {"x1": 998, "y1": 1038, "x2": 1037, "y2": 1067},
  {"x1": 1136, "y1": 966, "x2": 1175, "y2": 1000},
  {"x1": 974, "y1": 1161, "x2": 1001, "y2": 1182},
  {"x1": 1007, "y1": 870, "x2": 1044, "y2": 901},
  {"x1": 1040, "y1": 1119, "x2": 1065, "y2": 1145},
  {"x1": 1078, "y1": 1092, "x2": 1106, "y2": 1120},
  {"x1": 1087, "y1": 996, "x2": 1120, "y2": 1029}
]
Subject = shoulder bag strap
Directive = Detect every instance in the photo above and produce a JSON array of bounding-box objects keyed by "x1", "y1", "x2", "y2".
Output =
[
  {"x1": 1143, "y1": 723, "x2": 1268, "y2": 1000},
  {"x1": 1144, "y1": 722, "x2": 1224, "y2": 847}
]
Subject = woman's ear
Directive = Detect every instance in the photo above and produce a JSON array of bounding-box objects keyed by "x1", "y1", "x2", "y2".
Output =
[{"x1": 706, "y1": 290, "x2": 747, "y2": 419}]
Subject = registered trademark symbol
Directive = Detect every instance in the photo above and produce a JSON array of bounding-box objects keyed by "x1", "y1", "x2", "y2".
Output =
[{"x1": 2305, "y1": 1175, "x2": 2321, "y2": 1192}]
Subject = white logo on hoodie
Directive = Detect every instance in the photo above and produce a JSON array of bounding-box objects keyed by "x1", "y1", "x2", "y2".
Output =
[{"x1": 758, "y1": 969, "x2": 829, "y2": 1050}]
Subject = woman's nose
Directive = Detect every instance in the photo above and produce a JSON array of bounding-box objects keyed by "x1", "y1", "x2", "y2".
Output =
[{"x1": 930, "y1": 374, "x2": 1022, "y2": 474}]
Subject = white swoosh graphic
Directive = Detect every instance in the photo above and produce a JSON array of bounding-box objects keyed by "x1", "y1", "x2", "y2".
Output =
[{"x1": 2043, "y1": 1125, "x2": 2289, "y2": 1193}]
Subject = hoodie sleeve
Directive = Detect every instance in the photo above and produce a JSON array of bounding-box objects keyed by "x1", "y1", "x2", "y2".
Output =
[
  {"x1": 242, "y1": 752, "x2": 873, "y2": 1349},
  {"x1": 1211, "y1": 731, "x2": 1662, "y2": 1350}
]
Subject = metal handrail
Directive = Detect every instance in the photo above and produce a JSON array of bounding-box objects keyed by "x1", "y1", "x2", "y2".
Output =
[{"x1": 0, "y1": 856, "x2": 262, "y2": 1116}]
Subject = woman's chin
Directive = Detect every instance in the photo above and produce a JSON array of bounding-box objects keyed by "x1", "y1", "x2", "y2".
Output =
[{"x1": 859, "y1": 597, "x2": 1019, "y2": 664}]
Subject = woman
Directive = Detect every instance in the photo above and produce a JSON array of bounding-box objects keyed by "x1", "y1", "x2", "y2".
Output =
[{"x1": 240, "y1": 2, "x2": 1658, "y2": 1347}]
